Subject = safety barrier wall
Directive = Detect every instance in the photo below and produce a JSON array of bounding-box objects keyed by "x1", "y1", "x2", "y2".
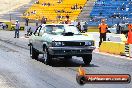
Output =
[{"x1": 99, "y1": 41, "x2": 125, "y2": 55}]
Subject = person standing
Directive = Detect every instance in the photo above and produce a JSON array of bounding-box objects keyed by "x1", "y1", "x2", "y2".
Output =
[
  {"x1": 14, "y1": 20, "x2": 20, "y2": 38},
  {"x1": 116, "y1": 22, "x2": 121, "y2": 34},
  {"x1": 41, "y1": 16, "x2": 47, "y2": 24},
  {"x1": 76, "y1": 22, "x2": 81, "y2": 32},
  {"x1": 25, "y1": 18, "x2": 29, "y2": 26},
  {"x1": 98, "y1": 19, "x2": 108, "y2": 46},
  {"x1": 128, "y1": 23, "x2": 132, "y2": 30},
  {"x1": 83, "y1": 21, "x2": 88, "y2": 32},
  {"x1": 65, "y1": 15, "x2": 71, "y2": 24}
]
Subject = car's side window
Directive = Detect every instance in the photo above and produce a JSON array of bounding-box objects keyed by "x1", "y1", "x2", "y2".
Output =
[{"x1": 45, "y1": 26, "x2": 53, "y2": 33}]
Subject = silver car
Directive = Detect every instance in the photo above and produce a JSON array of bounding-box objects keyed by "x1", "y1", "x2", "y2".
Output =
[{"x1": 28, "y1": 24, "x2": 95, "y2": 65}]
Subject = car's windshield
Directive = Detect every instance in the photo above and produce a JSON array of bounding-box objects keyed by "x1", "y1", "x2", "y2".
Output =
[
  {"x1": 45, "y1": 25, "x2": 80, "y2": 35},
  {"x1": 64, "y1": 25, "x2": 80, "y2": 34}
]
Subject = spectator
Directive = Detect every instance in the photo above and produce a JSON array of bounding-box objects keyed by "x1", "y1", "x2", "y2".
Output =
[
  {"x1": 75, "y1": 3, "x2": 78, "y2": 9},
  {"x1": 35, "y1": 0, "x2": 39, "y2": 4},
  {"x1": 42, "y1": 2, "x2": 46, "y2": 6},
  {"x1": 26, "y1": 26, "x2": 32, "y2": 36},
  {"x1": 80, "y1": 6, "x2": 83, "y2": 10},
  {"x1": 121, "y1": 3, "x2": 126, "y2": 10},
  {"x1": 72, "y1": 4, "x2": 78, "y2": 10},
  {"x1": 99, "y1": 12, "x2": 102, "y2": 16},
  {"x1": 57, "y1": 10, "x2": 61, "y2": 13},
  {"x1": 36, "y1": 19, "x2": 39, "y2": 27},
  {"x1": 61, "y1": 9, "x2": 65, "y2": 13},
  {"x1": 116, "y1": 22, "x2": 121, "y2": 34},
  {"x1": 76, "y1": 22, "x2": 81, "y2": 32},
  {"x1": 57, "y1": 15, "x2": 61, "y2": 20},
  {"x1": 25, "y1": 18, "x2": 29, "y2": 26},
  {"x1": 71, "y1": 6, "x2": 75, "y2": 10},
  {"x1": 65, "y1": 15, "x2": 71, "y2": 24},
  {"x1": 14, "y1": 20, "x2": 20, "y2": 38},
  {"x1": 27, "y1": 12, "x2": 30, "y2": 16},
  {"x1": 83, "y1": 22, "x2": 88, "y2": 32},
  {"x1": 57, "y1": 0, "x2": 62, "y2": 3},
  {"x1": 74, "y1": 3, "x2": 78, "y2": 10},
  {"x1": 33, "y1": 10, "x2": 36, "y2": 14},
  {"x1": 41, "y1": 16, "x2": 47, "y2": 24},
  {"x1": 80, "y1": 22, "x2": 85, "y2": 32},
  {"x1": 47, "y1": 3, "x2": 50, "y2": 6}
]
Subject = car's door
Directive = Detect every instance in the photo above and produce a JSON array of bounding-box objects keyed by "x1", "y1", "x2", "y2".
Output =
[
  {"x1": 38, "y1": 25, "x2": 53, "y2": 52},
  {"x1": 33, "y1": 26, "x2": 43, "y2": 51},
  {"x1": 37, "y1": 27, "x2": 47, "y2": 52}
]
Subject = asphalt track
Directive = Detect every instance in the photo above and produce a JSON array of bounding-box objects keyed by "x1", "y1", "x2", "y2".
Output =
[{"x1": 0, "y1": 32, "x2": 131, "y2": 88}]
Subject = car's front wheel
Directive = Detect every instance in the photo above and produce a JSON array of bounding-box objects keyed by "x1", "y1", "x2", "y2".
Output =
[
  {"x1": 82, "y1": 54, "x2": 92, "y2": 65},
  {"x1": 43, "y1": 47, "x2": 52, "y2": 65},
  {"x1": 30, "y1": 45, "x2": 39, "y2": 59}
]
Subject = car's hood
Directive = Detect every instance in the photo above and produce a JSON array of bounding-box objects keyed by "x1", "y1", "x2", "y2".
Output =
[{"x1": 46, "y1": 34, "x2": 94, "y2": 41}]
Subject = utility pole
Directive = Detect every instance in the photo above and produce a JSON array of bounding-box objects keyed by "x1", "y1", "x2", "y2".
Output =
[{"x1": 9, "y1": 1, "x2": 11, "y2": 22}]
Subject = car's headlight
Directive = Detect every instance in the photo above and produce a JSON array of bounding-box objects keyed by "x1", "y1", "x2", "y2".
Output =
[
  {"x1": 85, "y1": 41, "x2": 94, "y2": 46},
  {"x1": 52, "y1": 41, "x2": 62, "y2": 47}
]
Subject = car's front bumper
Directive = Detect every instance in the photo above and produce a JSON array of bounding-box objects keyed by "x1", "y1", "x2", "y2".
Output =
[{"x1": 48, "y1": 46, "x2": 96, "y2": 56}]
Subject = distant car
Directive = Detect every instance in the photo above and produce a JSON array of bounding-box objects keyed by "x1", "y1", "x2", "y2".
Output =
[
  {"x1": 28, "y1": 24, "x2": 95, "y2": 65},
  {"x1": 108, "y1": 23, "x2": 128, "y2": 34}
]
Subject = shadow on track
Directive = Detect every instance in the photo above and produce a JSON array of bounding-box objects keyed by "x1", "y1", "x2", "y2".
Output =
[{"x1": 36, "y1": 56, "x2": 99, "y2": 68}]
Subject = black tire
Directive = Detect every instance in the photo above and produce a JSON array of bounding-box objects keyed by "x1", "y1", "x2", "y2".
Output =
[
  {"x1": 30, "y1": 45, "x2": 39, "y2": 59},
  {"x1": 43, "y1": 47, "x2": 52, "y2": 65},
  {"x1": 82, "y1": 54, "x2": 92, "y2": 65}
]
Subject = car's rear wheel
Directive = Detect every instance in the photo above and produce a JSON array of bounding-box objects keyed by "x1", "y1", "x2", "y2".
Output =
[
  {"x1": 82, "y1": 54, "x2": 92, "y2": 65},
  {"x1": 43, "y1": 47, "x2": 52, "y2": 65},
  {"x1": 30, "y1": 45, "x2": 39, "y2": 59}
]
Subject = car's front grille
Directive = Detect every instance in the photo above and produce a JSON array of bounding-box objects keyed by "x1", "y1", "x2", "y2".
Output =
[{"x1": 63, "y1": 42, "x2": 85, "y2": 46}]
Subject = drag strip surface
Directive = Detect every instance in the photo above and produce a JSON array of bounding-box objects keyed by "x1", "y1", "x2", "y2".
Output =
[{"x1": 0, "y1": 39, "x2": 132, "y2": 88}]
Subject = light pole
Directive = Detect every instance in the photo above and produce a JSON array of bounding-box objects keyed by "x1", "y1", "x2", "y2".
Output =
[
  {"x1": 9, "y1": 12, "x2": 11, "y2": 22},
  {"x1": 9, "y1": 1, "x2": 12, "y2": 22}
]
